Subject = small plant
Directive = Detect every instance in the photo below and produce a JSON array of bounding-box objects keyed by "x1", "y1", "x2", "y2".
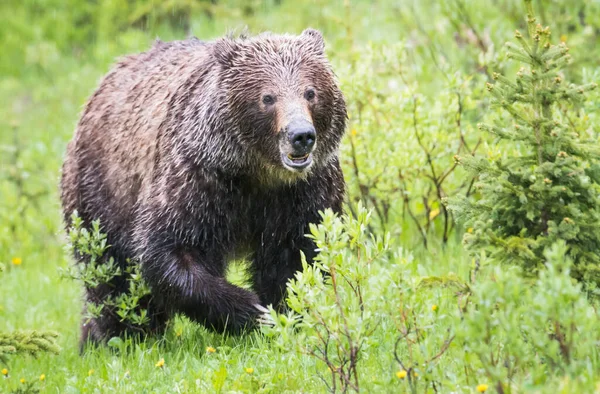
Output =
[
  {"x1": 457, "y1": 242, "x2": 600, "y2": 391},
  {"x1": 0, "y1": 331, "x2": 60, "y2": 364},
  {"x1": 274, "y1": 206, "x2": 389, "y2": 393},
  {"x1": 61, "y1": 212, "x2": 152, "y2": 333},
  {"x1": 393, "y1": 312, "x2": 454, "y2": 394},
  {"x1": 0, "y1": 264, "x2": 60, "y2": 366},
  {"x1": 447, "y1": 0, "x2": 599, "y2": 286}
]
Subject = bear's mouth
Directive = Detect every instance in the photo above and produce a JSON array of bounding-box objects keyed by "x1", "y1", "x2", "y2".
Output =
[{"x1": 282, "y1": 153, "x2": 313, "y2": 171}]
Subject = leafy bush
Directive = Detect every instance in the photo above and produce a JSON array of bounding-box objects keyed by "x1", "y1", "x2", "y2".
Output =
[
  {"x1": 340, "y1": 42, "x2": 484, "y2": 248},
  {"x1": 457, "y1": 242, "x2": 600, "y2": 392},
  {"x1": 61, "y1": 213, "x2": 152, "y2": 333},
  {"x1": 266, "y1": 206, "x2": 460, "y2": 393},
  {"x1": 283, "y1": 206, "x2": 389, "y2": 392}
]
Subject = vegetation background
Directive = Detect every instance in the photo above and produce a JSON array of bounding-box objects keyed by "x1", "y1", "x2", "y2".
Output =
[{"x1": 0, "y1": 0, "x2": 599, "y2": 392}]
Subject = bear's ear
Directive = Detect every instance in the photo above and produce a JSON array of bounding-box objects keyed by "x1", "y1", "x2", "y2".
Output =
[
  {"x1": 213, "y1": 38, "x2": 242, "y2": 68},
  {"x1": 300, "y1": 28, "x2": 324, "y2": 56}
]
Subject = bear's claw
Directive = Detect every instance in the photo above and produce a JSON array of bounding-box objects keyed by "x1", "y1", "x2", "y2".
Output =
[{"x1": 254, "y1": 304, "x2": 276, "y2": 327}]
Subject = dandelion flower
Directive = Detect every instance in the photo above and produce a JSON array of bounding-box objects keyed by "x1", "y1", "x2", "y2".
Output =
[
  {"x1": 155, "y1": 358, "x2": 165, "y2": 368},
  {"x1": 1, "y1": 368, "x2": 8, "y2": 376},
  {"x1": 12, "y1": 257, "x2": 22, "y2": 266},
  {"x1": 206, "y1": 346, "x2": 216, "y2": 353},
  {"x1": 396, "y1": 370, "x2": 407, "y2": 379},
  {"x1": 20, "y1": 378, "x2": 26, "y2": 384},
  {"x1": 245, "y1": 367, "x2": 254, "y2": 374},
  {"x1": 88, "y1": 369, "x2": 95, "y2": 376},
  {"x1": 477, "y1": 384, "x2": 489, "y2": 392},
  {"x1": 39, "y1": 374, "x2": 46, "y2": 381},
  {"x1": 431, "y1": 305, "x2": 438, "y2": 312}
]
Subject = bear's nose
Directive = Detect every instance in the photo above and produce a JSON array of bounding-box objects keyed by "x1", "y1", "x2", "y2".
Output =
[{"x1": 287, "y1": 121, "x2": 316, "y2": 155}]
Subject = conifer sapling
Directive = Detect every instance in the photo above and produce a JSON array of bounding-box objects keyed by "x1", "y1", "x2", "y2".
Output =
[{"x1": 447, "y1": 0, "x2": 599, "y2": 286}]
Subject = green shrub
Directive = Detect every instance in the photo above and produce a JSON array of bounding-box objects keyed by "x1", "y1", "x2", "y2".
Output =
[
  {"x1": 61, "y1": 213, "x2": 152, "y2": 333},
  {"x1": 448, "y1": 0, "x2": 600, "y2": 286},
  {"x1": 0, "y1": 331, "x2": 60, "y2": 364},
  {"x1": 340, "y1": 42, "x2": 483, "y2": 248},
  {"x1": 265, "y1": 206, "x2": 459, "y2": 393},
  {"x1": 279, "y1": 206, "x2": 390, "y2": 392},
  {"x1": 457, "y1": 242, "x2": 600, "y2": 392}
]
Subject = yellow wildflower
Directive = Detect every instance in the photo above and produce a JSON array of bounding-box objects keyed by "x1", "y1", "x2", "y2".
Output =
[
  {"x1": 429, "y1": 208, "x2": 440, "y2": 220},
  {"x1": 20, "y1": 378, "x2": 26, "y2": 384},
  {"x1": 245, "y1": 367, "x2": 254, "y2": 374},
  {"x1": 1, "y1": 368, "x2": 8, "y2": 376},
  {"x1": 88, "y1": 369, "x2": 95, "y2": 376},
  {"x1": 350, "y1": 129, "x2": 357, "y2": 137},
  {"x1": 467, "y1": 227, "x2": 473, "y2": 233},
  {"x1": 39, "y1": 374, "x2": 46, "y2": 381},
  {"x1": 477, "y1": 383, "x2": 489, "y2": 392},
  {"x1": 396, "y1": 370, "x2": 407, "y2": 379},
  {"x1": 431, "y1": 305, "x2": 438, "y2": 312},
  {"x1": 12, "y1": 257, "x2": 22, "y2": 266},
  {"x1": 206, "y1": 346, "x2": 216, "y2": 353},
  {"x1": 155, "y1": 358, "x2": 165, "y2": 368}
]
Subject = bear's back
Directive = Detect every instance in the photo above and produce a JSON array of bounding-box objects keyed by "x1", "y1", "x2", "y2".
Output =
[{"x1": 62, "y1": 38, "x2": 214, "y2": 236}]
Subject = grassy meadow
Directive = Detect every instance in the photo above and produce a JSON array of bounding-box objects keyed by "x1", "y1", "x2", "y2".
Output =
[{"x1": 1, "y1": 0, "x2": 599, "y2": 392}]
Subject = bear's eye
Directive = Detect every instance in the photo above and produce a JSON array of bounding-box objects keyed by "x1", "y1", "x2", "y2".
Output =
[
  {"x1": 304, "y1": 89, "x2": 316, "y2": 101},
  {"x1": 262, "y1": 95, "x2": 276, "y2": 106}
]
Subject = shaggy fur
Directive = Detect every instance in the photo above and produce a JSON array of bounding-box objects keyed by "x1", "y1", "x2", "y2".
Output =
[{"x1": 61, "y1": 29, "x2": 347, "y2": 345}]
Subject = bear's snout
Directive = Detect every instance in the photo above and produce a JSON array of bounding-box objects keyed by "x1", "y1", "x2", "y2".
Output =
[
  {"x1": 287, "y1": 120, "x2": 316, "y2": 156},
  {"x1": 280, "y1": 119, "x2": 316, "y2": 172}
]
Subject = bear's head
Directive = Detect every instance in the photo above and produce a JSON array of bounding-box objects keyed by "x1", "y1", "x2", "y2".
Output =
[{"x1": 214, "y1": 29, "x2": 346, "y2": 181}]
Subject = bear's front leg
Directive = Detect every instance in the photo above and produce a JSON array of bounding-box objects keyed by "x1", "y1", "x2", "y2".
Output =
[{"x1": 138, "y1": 233, "x2": 265, "y2": 333}]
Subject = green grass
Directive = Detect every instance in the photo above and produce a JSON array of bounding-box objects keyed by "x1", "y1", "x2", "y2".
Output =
[{"x1": 1, "y1": 0, "x2": 599, "y2": 392}]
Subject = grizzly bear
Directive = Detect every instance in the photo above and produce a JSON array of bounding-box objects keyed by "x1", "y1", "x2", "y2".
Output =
[{"x1": 60, "y1": 29, "x2": 347, "y2": 345}]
